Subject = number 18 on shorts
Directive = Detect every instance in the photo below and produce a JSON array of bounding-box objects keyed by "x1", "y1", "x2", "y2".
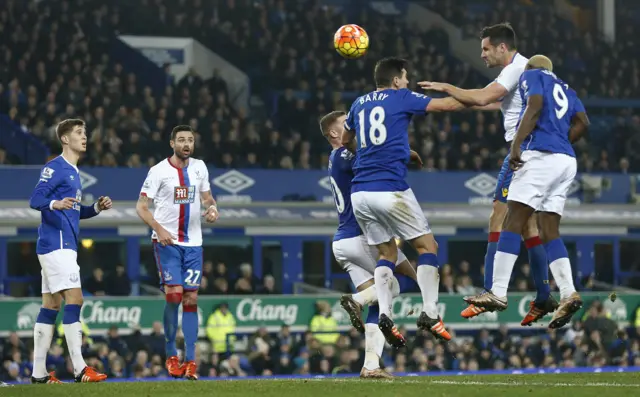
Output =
[{"x1": 152, "y1": 244, "x2": 203, "y2": 291}]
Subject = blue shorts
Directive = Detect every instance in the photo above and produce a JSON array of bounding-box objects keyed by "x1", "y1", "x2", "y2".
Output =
[
  {"x1": 152, "y1": 243, "x2": 203, "y2": 291},
  {"x1": 493, "y1": 154, "x2": 514, "y2": 203}
]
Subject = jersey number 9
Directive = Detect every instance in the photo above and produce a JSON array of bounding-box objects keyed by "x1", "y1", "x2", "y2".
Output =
[
  {"x1": 358, "y1": 106, "x2": 387, "y2": 148},
  {"x1": 552, "y1": 83, "x2": 569, "y2": 119}
]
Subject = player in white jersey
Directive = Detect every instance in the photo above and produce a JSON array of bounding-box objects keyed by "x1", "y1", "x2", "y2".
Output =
[
  {"x1": 136, "y1": 125, "x2": 219, "y2": 380},
  {"x1": 419, "y1": 23, "x2": 557, "y2": 325}
]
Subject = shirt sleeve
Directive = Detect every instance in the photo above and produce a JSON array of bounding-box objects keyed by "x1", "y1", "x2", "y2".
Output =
[
  {"x1": 495, "y1": 63, "x2": 523, "y2": 93},
  {"x1": 344, "y1": 103, "x2": 356, "y2": 131},
  {"x1": 573, "y1": 96, "x2": 586, "y2": 115},
  {"x1": 520, "y1": 71, "x2": 543, "y2": 100},
  {"x1": 140, "y1": 167, "x2": 160, "y2": 199},
  {"x1": 400, "y1": 89, "x2": 432, "y2": 114},
  {"x1": 200, "y1": 164, "x2": 211, "y2": 193},
  {"x1": 29, "y1": 164, "x2": 62, "y2": 211},
  {"x1": 80, "y1": 203, "x2": 100, "y2": 219}
]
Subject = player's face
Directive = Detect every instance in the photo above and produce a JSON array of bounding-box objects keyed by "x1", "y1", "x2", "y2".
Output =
[
  {"x1": 393, "y1": 69, "x2": 409, "y2": 89},
  {"x1": 332, "y1": 115, "x2": 347, "y2": 140},
  {"x1": 170, "y1": 131, "x2": 195, "y2": 160},
  {"x1": 480, "y1": 38, "x2": 504, "y2": 68},
  {"x1": 65, "y1": 126, "x2": 87, "y2": 153}
]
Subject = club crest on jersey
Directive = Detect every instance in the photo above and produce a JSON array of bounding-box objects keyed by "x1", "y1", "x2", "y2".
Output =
[{"x1": 174, "y1": 185, "x2": 195, "y2": 204}]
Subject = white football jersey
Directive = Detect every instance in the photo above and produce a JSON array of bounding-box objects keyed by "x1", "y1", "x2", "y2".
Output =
[
  {"x1": 494, "y1": 52, "x2": 529, "y2": 142},
  {"x1": 140, "y1": 158, "x2": 211, "y2": 247}
]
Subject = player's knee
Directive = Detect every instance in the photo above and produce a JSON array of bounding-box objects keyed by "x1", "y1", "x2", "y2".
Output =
[
  {"x1": 411, "y1": 234, "x2": 438, "y2": 255},
  {"x1": 521, "y1": 215, "x2": 539, "y2": 240},
  {"x1": 183, "y1": 292, "x2": 198, "y2": 307},
  {"x1": 61, "y1": 288, "x2": 83, "y2": 306},
  {"x1": 489, "y1": 201, "x2": 507, "y2": 232},
  {"x1": 377, "y1": 240, "x2": 398, "y2": 262},
  {"x1": 165, "y1": 291, "x2": 183, "y2": 305}
]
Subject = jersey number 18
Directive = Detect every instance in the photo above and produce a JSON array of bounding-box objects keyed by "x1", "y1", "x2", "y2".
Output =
[{"x1": 358, "y1": 106, "x2": 387, "y2": 148}]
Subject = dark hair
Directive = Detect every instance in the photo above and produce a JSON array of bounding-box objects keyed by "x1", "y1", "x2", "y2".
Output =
[
  {"x1": 319, "y1": 111, "x2": 346, "y2": 137},
  {"x1": 374, "y1": 57, "x2": 409, "y2": 88},
  {"x1": 480, "y1": 23, "x2": 517, "y2": 50},
  {"x1": 171, "y1": 125, "x2": 194, "y2": 140},
  {"x1": 55, "y1": 119, "x2": 85, "y2": 142}
]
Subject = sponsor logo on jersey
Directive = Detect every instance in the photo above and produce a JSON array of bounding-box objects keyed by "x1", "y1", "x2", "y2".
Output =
[{"x1": 174, "y1": 185, "x2": 195, "y2": 204}]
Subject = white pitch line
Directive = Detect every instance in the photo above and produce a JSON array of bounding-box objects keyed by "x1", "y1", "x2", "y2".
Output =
[{"x1": 430, "y1": 380, "x2": 640, "y2": 388}]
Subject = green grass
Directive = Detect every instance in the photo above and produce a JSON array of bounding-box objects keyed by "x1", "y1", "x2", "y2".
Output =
[{"x1": 5, "y1": 373, "x2": 640, "y2": 397}]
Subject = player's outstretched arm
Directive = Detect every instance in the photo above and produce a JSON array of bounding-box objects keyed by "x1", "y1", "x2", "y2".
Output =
[
  {"x1": 418, "y1": 81, "x2": 508, "y2": 107},
  {"x1": 425, "y1": 97, "x2": 466, "y2": 113}
]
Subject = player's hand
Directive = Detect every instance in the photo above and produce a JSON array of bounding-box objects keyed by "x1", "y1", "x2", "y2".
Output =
[
  {"x1": 409, "y1": 150, "x2": 423, "y2": 167},
  {"x1": 417, "y1": 81, "x2": 450, "y2": 92},
  {"x1": 52, "y1": 197, "x2": 79, "y2": 210},
  {"x1": 204, "y1": 205, "x2": 219, "y2": 223},
  {"x1": 509, "y1": 146, "x2": 525, "y2": 171},
  {"x1": 156, "y1": 227, "x2": 175, "y2": 246},
  {"x1": 97, "y1": 196, "x2": 112, "y2": 211}
]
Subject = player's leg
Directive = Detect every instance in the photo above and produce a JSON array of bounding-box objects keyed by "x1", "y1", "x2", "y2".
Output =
[
  {"x1": 520, "y1": 213, "x2": 559, "y2": 326},
  {"x1": 361, "y1": 304, "x2": 392, "y2": 379},
  {"x1": 43, "y1": 249, "x2": 106, "y2": 383},
  {"x1": 181, "y1": 246, "x2": 203, "y2": 380},
  {"x1": 31, "y1": 266, "x2": 63, "y2": 384},
  {"x1": 153, "y1": 242, "x2": 185, "y2": 377}
]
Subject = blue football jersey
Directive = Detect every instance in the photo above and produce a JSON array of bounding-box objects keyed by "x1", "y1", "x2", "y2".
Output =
[
  {"x1": 345, "y1": 88, "x2": 431, "y2": 192},
  {"x1": 328, "y1": 147, "x2": 362, "y2": 241},
  {"x1": 517, "y1": 69, "x2": 586, "y2": 157},
  {"x1": 29, "y1": 156, "x2": 100, "y2": 254}
]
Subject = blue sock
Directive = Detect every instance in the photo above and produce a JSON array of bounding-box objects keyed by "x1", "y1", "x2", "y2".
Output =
[
  {"x1": 63, "y1": 304, "x2": 81, "y2": 324},
  {"x1": 484, "y1": 232, "x2": 500, "y2": 290},
  {"x1": 164, "y1": 293, "x2": 181, "y2": 358},
  {"x1": 37, "y1": 308, "x2": 58, "y2": 325},
  {"x1": 497, "y1": 231, "x2": 522, "y2": 255},
  {"x1": 376, "y1": 259, "x2": 395, "y2": 269},
  {"x1": 545, "y1": 238, "x2": 569, "y2": 263},
  {"x1": 366, "y1": 304, "x2": 380, "y2": 325},
  {"x1": 417, "y1": 253, "x2": 439, "y2": 268},
  {"x1": 394, "y1": 273, "x2": 419, "y2": 293},
  {"x1": 525, "y1": 236, "x2": 550, "y2": 303},
  {"x1": 182, "y1": 304, "x2": 198, "y2": 362}
]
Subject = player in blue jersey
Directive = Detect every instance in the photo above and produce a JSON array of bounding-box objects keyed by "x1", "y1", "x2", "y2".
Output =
[
  {"x1": 465, "y1": 55, "x2": 590, "y2": 329},
  {"x1": 342, "y1": 57, "x2": 467, "y2": 346},
  {"x1": 321, "y1": 110, "x2": 423, "y2": 375},
  {"x1": 28, "y1": 119, "x2": 111, "y2": 384}
]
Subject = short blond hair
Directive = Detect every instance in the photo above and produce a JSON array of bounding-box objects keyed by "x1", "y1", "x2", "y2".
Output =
[{"x1": 527, "y1": 55, "x2": 553, "y2": 72}]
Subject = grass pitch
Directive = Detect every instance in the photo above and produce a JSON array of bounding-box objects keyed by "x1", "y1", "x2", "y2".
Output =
[{"x1": 5, "y1": 373, "x2": 640, "y2": 397}]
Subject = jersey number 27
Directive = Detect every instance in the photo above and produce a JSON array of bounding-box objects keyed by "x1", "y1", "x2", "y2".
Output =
[{"x1": 358, "y1": 106, "x2": 387, "y2": 148}]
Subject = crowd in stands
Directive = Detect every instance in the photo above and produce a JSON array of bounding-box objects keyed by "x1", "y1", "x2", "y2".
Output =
[
  {"x1": 1, "y1": 299, "x2": 638, "y2": 382},
  {"x1": 0, "y1": 0, "x2": 638, "y2": 172}
]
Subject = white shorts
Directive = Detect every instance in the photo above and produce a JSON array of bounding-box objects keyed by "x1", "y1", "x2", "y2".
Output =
[
  {"x1": 351, "y1": 188, "x2": 431, "y2": 246},
  {"x1": 37, "y1": 249, "x2": 82, "y2": 294},
  {"x1": 508, "y1": 150, "x2": 577, "y2": 216},
  {"x1": 332, "y1": 235, "x2": 409, "y2": 287}
]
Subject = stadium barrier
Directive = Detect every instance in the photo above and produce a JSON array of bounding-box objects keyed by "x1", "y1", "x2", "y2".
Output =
[{"x1": 2, "y1": 292, "x2": 637, "y2": 337}]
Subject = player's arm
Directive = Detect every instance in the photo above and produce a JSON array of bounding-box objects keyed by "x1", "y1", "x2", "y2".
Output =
[
  {"x1": 135, "y1": 194, "x2": 163, "y2": 232},
  {"x1": 471, "y1": 102, "x2": 502, "y2": 111},
  {"x1": 425, "y1": 97, "x2": 467, "y2": 113},
  {"x1": 200, "y1": 167, "x2": 219, "y2": 223},
  {"x1": 511, "y1": 72, "x2": 544, "y2": 152},
  {"x1": 569, "y1": 98, "x2": 590, "y2": 143},
  {"x1": 79, "y1": 196, "x2": 112, "y2": 219},
  {"x1": 136, "y1": 169, "x2": 174, "y2": 245},
  {"x1": 342, "y1": 109, "x2": 357, "y2": 153},
  {"x1": 29, "y1": 165, "x2": 76, "y2": 211}
]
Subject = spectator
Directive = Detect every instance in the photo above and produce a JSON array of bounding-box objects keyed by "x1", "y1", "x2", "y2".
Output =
[
  {"x1": 85, "y1": 268, "x2": 107, "y2": 296},
  {"x1": 206, "y1": 303, "x2": 236, "y2": 354},
  {"x1": 309, "y1": 301, "x2": 339, "y2": 345},
  {"x1": 106, "y1": 264, "x2": 131, "y2": 296},
  {"x1": 257, "y1": 275, "x2": 279, "y2": 294}
]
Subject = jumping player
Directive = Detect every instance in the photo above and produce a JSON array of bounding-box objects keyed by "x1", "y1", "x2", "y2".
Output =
[
  {"x1": 29, "y1": 119, "x2": 111, "y2": 384},
  {"x1": 465, "y1": 55, "x2": 589, "y2": 328},
  {"x1": 136, "y1": 125, "x2": 219, "y2": 380},
  {"x1": 321, "y1": 110, "x2": 422, "y2": 377},
  {"x1": 343, "y1": 57, "x2": 466, "y2": 347},
  {"x1": 419, "y1": 23, "x2": 556, "y2": 325}
]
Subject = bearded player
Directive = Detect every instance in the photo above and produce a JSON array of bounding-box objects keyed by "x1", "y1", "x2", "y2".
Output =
[
  {"x1": 321, "y1": 110, "x2": 423, "y2": 376},
  {"x1": 419, "y1": 23, "x2": 557, "y2": 325},
  {"x1": 29, "y1": 119, "x2": 111, "y2": 384},
  {"x1": 136, "y1": 125, "x2": 219, "y2": 380}
]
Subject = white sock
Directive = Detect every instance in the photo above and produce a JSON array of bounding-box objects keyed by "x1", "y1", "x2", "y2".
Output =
[
  {"x1": 352, "y1": 284, "x2": 377, "y2": 306},
  {"x1": 416, "y1": 265, "x2": 439, "y2": 318},
  {"x1": 549, "y1": 258, "x2": 576, "y2": 299},
  {"x1": 374, "y1": 267, "x2": 394, "y2": 318},
  {"x1": 63, "y1": 322, "x2": 87, "y2": 376},
  {"x1": 364, "y1": 323, "x2": 383, "y2": 370},
  {"x1": 492, "y1": 251, "x2": 518, "y2": 298},
  {"x1": 33, "y1": 323, "x2": 55, "y2": 378}
]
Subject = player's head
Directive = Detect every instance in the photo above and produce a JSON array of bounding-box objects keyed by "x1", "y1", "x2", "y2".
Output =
[
  {"x1": 374, "y1": 57, "x2": 409, "y2": 90},
  {"x1": 319, "y1": 110, "x2": 347, "y2": 145},
  {"x1": 479, "y1": 23, "x2": 517, "y2": 67},
  {"x1": 170, "y1": 125, "x2": 195, "y2": 160},
  {"x1": 56, "y1": 118, "x2": 86, "y2": 153},
  {"x1": 526, "y1": 54, "x2": 553, "y2": 72}
]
